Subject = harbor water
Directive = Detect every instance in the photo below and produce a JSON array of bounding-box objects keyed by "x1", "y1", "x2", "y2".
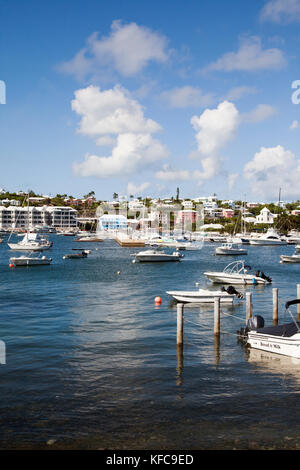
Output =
[{"x1": 0, "y1": 235, "x2": 300, "y2": 449}]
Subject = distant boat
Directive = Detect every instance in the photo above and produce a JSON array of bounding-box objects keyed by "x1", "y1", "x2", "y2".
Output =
[
  {"x1": 204, "y1": 260, "x2": 272, "y2": 285},
  {"x1": 215, "y1": 243, "x2": 247, "y2": 255},
  {"x1": 280, "y1": 253, "x2": 300, "y2": 263},
  {"x1": 249, "y1": 228, "x2": 287, "y2": 246},
  {"x1": 132, "y1": 249, "x2": 182, "y2": 262},
  {"x1": 8, "y1": 233, "x2": 53, "y2": 251},
  {"x1": 63, "y1": 250, "x2": 89, "y2": 259},
  {"x1": 10, "y1": 255, "x2": 52, "y2": 266}
]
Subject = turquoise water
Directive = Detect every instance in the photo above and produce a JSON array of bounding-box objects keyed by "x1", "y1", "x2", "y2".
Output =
[{"x1": 0, "y1": 235, "x2": 300, "y2": 449}]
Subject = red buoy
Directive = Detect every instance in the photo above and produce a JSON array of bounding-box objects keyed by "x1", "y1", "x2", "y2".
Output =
[{"x1": 154, "y1": 296, "x2": 162, "y2": 305}]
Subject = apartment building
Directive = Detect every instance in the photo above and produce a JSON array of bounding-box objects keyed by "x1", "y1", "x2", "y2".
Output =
[{"x1": 0, "y1": 206, "x2": 78, "y2": 230}]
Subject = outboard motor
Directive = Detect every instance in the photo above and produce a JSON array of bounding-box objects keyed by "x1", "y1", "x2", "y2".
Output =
[
  {"x1": 237, "y1": 315, "x2": 264, "y2": 341},
  {"x1": 256, "y1": 270, "x2": 272, "y2": 283},
  {"x1": 222, "y1": 285, "x2": 243, "y2": 298}
]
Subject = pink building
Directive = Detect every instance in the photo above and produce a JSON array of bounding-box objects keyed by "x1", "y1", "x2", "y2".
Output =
[{"x1": 222, "y1": 209, "x2": 234, "y2": 218}]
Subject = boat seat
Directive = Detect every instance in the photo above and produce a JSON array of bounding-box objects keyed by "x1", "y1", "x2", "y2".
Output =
[{"x1": 256, "y1": 322, "x2": 300, "y2": 338}]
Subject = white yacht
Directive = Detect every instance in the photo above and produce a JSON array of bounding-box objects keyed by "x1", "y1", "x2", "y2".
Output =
[
  {"x1": 166, "y1": 285, "x2": 243, "y2": 304},
  {"x1": 249, "y1": 228, "x2": 287, "y2": 245},
  {"x1": 10, "y1": 254, "x2": 52, "y2": 266},
  {"x1": 132, "y1": 249, "x2": 182, "y2": 262},
  {"x1": 204, "y1": 260, "x2": 272, "y2": 285},
  {"x1": 8, "y1": 233, "x2": 53, "y2": 251},
  {"x1": 215, "y1": 243, "x2": 247, "y2": 255}
]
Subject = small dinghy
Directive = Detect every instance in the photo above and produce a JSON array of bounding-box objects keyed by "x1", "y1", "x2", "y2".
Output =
[
  {"x1": 166, "y1": 285, "x2": 243, "y2": 304},
  {"x1": 238, "y1": 299, "x2": 300, "y2": 358},
  {"x1": 63, "y1": 250, "x2": 89, "y2": 259},
  {"x1": 215, "y1": 243, "x2": 247, "y2": 255}
]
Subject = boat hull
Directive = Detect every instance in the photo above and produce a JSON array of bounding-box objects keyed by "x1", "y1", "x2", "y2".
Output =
[
  {"x1": 8, "y1": 243, "x2": 52, "y2": 251},
  {"x1": 166, "y1": 290, "x2": 234, "y2": 303},
  {"x1": 136, "y1": 255, "x2": 180, "y2": 262},
  {"x1": 247, "y1": 331, "x2": 300, "y2": 358},
  {"x1": 204, "y1": 272, "x2": 267, "y2": 284},
  {"x1": 10, "y1": 257, "x2": 52, "y2": 266},
  {"x1": 280, "y1": 255, "x2": 300, "y2": 263},
  {"x1": 216, "y1": 248, "x2": 247, "y2": 255}
]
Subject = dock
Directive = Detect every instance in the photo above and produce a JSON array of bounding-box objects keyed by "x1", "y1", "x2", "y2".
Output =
[{"x1": 114, "y1": 237, "x2": 145, "y2": 247}]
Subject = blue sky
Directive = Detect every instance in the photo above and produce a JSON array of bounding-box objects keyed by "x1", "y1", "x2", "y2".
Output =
[{"x1": 1, "y1": 0, "x2": 300, "y2": 201}]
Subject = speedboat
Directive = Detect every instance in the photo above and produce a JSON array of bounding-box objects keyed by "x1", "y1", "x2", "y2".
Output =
[
  {"x1": 10, "y1": 255, "x2": 52, "y2": 266},
  {"x1": 132, "y1": 249, "x2": 182, "y2": 262},
  {"x1": 249, "y1": 228, "x2": 287, "y2": 245},
  {"x1": 239, "y1": 299, "x2": 300, "y2": 358},
  {"x1": 280, "y1": 253, "x2": 300, "y2": 263},
  {"x1": 204, "y1": 260, "x2": 272, "y2": 285},
  {"x1": 166, "y1": 285, "x2": 243, "y2": 304},
  {"x1": 63, "y1": 250, "x2": 89, "y2": 259},
  {"x1": 8, "y1": 233, "x2": 53, "y2": 251},
  {"x1": 215, "y1": 243, "x2": 247, "y2": 255}
]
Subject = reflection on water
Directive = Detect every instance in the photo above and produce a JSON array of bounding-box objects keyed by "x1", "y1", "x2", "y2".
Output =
[{"x1": 0, "y1": 237, "x2": 300, "y2": 449}]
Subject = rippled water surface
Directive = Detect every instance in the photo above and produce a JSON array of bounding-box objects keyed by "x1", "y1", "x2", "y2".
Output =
[{"x1": 0, "y1": 235, "x2": 300, "y2": 449}]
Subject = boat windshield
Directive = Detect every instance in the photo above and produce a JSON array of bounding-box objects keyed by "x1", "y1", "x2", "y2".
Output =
[{"x1": 223, "y1": 260, "x2": 249, "y2": 274}]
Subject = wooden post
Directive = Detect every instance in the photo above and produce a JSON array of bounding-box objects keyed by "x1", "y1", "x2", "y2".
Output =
[
  {"x1": 246, "y1": 292, "x2": 252, "y2": 323},
  {"x1": 177, "y1": 303, "x2": 184, "y2": 346},
  {"x1": 214, "y1": 297, "x2": 220, "y2": 336},
  {"x1": 297, "y1": 285, "x2": 300, "y2": 321},
  {"x1": 273, "y1": 288, "x2": 278, "y2": 325}
]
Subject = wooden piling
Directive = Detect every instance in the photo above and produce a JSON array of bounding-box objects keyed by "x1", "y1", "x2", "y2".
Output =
[
  {"x1": 297, "y1": 284, "x2": 300, "y2": 321},
  {"x1": 177, "y1": 303, "x2": 184, "y2": 345},
  {"x1": 246, "y1": 292, "x2": 252, "y2": 323},
  {"x1": 273, "y1": 288, "x2": 278, "y2": 325},
  {"x1": 214, "y1": 296, "x2": 220, "y2": 336}
]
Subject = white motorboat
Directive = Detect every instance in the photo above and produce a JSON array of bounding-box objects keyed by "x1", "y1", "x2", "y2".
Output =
[
  {"x1": 280, "y1": 253, "x2": 300, "y2": 263},
  {"x1": 204, "y1": 260, "x2": 272, "y2": 285},
  {"x1": 10, "y1": 255, "x2": 52, "y2": 266},
  {"x1": 215, "y1": 243, "x2": 247, "y2": 255},
  {"x1": 8, "y1": 233, "x2": 53, "y2": 251},
  {"x1": 249, "y1": 228, "x2": 287, "y2": 245},
  {"x1": 166, "y1": 285, "x2": 243, "y2": 304},
  {"x1": 295, "y1": 244, "x2": 300, "y2": 252},
  {"x1": 132, "y1": 249, "x2": 182, "y2": 262},
  {"x1": 240, "y1": 299, "x2": 300, "y2": 358}
]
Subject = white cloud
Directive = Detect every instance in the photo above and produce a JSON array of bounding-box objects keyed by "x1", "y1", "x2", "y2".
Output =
[
  {"x1": 74, "y1": 133, "x2": 167, "y2": 178},
  {"x1": 190, "y1": 101, "x2": 239, "y2": 183},
  {"x1": 244, "y1": 145, "x2": 300, "y2": 198},
  {"x1": 127, "y1": 182, "x2": 151, "y2": 195},
  {"x1": 242, "y1": 104, "x2": 277, "y2": 123},
  {"x1": 155, "y1": 164, "x2": 190, "y2": 181},
  {"x1": 72, "y1": 84, "x2": 161, "y2": 138},
  {"x1": 59, "y1": 20, "x2": 169, "y2": 79},
  {"x1": 228, "y1": 173, "x2": 239, "y2": 190},
  {"x1": 160, "y1": 86, "x2": 214, "y2": 108},
  {"x1": 203, "y1": 36, "x2": 286, "y2": 73},
  {"x1": 260, "y1": 0, "x2": 300, "y2": 23},
  {"x1": 290, "y1": 119, "x2": 300, "y2": 129},
  {"x1": 72, "y1": 85, "x2": 168, "y2": 178}
]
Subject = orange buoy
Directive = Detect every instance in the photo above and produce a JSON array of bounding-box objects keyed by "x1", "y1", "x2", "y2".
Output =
[
  {"x1": 117, "y1": 271, "x2": 121, "y2": 275},
  {"x1": 154, "y1": 296, "x2": 162, "y2": 305},
  {"x1": 9, "y1": 263, "x2": 14, "y2": 268}
]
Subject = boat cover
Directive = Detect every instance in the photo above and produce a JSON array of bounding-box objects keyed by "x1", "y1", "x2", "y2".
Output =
[{"x1": 256, "y1": 321, "x2": 300, "y2": 338}]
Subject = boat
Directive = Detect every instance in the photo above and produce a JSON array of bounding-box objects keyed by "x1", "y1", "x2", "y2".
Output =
[
  {"x1": 239, "y1": 299, "x2": 300, "y2": 358},
  {"x1": 204, "y1": 260, "x2": 272, "y2": 285},
  {"x1": 74, "y1": 236, "x2": 103, "y2": 242},
  {"x1": 295, "y1": 244, "x2": 300, "y2": 252},
  {"x1": 215, "y1": 243, "x2": 247, "y2": 255},
  {"x1": 166, "y1": 285, "x2": 243, "y2": 304},
  {"x1": 63, "y1": 250, "x2": 89, "y2": 259},
  {"x1": 132, "y1": 249, "x2": 182, "y2": 262},
  {"x1": 8, "y1": 232, "x2": 53, "y2": 251},
  {"x1": 10, "y1": 255, "x2": 52, "y2": 266},
  {"x1": 280, "y1": 253, "x2": 300, "y2": 263},
  {"x1": 249, "y1": 228, "x2": 287, "y2": 245}
]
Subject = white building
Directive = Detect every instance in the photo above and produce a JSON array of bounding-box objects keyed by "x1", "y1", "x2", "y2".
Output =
[
  {"x1": 0, "y1": 205, "x2": 78, "y2": 230},
  {"x1": 98, "y1": 214, "x2": 128, "y2": 231},
  {"x1": 255, "y1": 207, "x2": 277, "y2": 225}
]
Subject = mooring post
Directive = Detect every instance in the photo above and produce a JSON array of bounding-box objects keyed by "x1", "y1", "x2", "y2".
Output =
[
  {"x1": 246, "y1": 292, "x2": 252, "y2": 323},
  {"x1": 214, "y1": 296, "x2": 220, "y2": 336},
  {"x1": 177, "y1": 303, "x2": 184, "y2": 346},
  {"x1": 273, "y1": 288, "x2": 278, "y2": 325},
  {"x1": 297, "y1": 284, "x2": 300, "y2": 321}
]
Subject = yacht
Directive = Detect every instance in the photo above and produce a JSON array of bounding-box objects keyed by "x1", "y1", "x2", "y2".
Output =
[
  {"x1": 204, "y1": 260, "x2": 272, "y2": 285},
  {"x1": 249, "y1": 228, "x2": 287, "y2": 246},
  {"x1": 132, "y1": 249, "x2": 182, "y2": 262},
  {"x1": 8, "y1": 233, "x2": 53, "y2": 251},
  {"x1": 215, "y1": 243, "x2": 247, "y2": 255}
]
